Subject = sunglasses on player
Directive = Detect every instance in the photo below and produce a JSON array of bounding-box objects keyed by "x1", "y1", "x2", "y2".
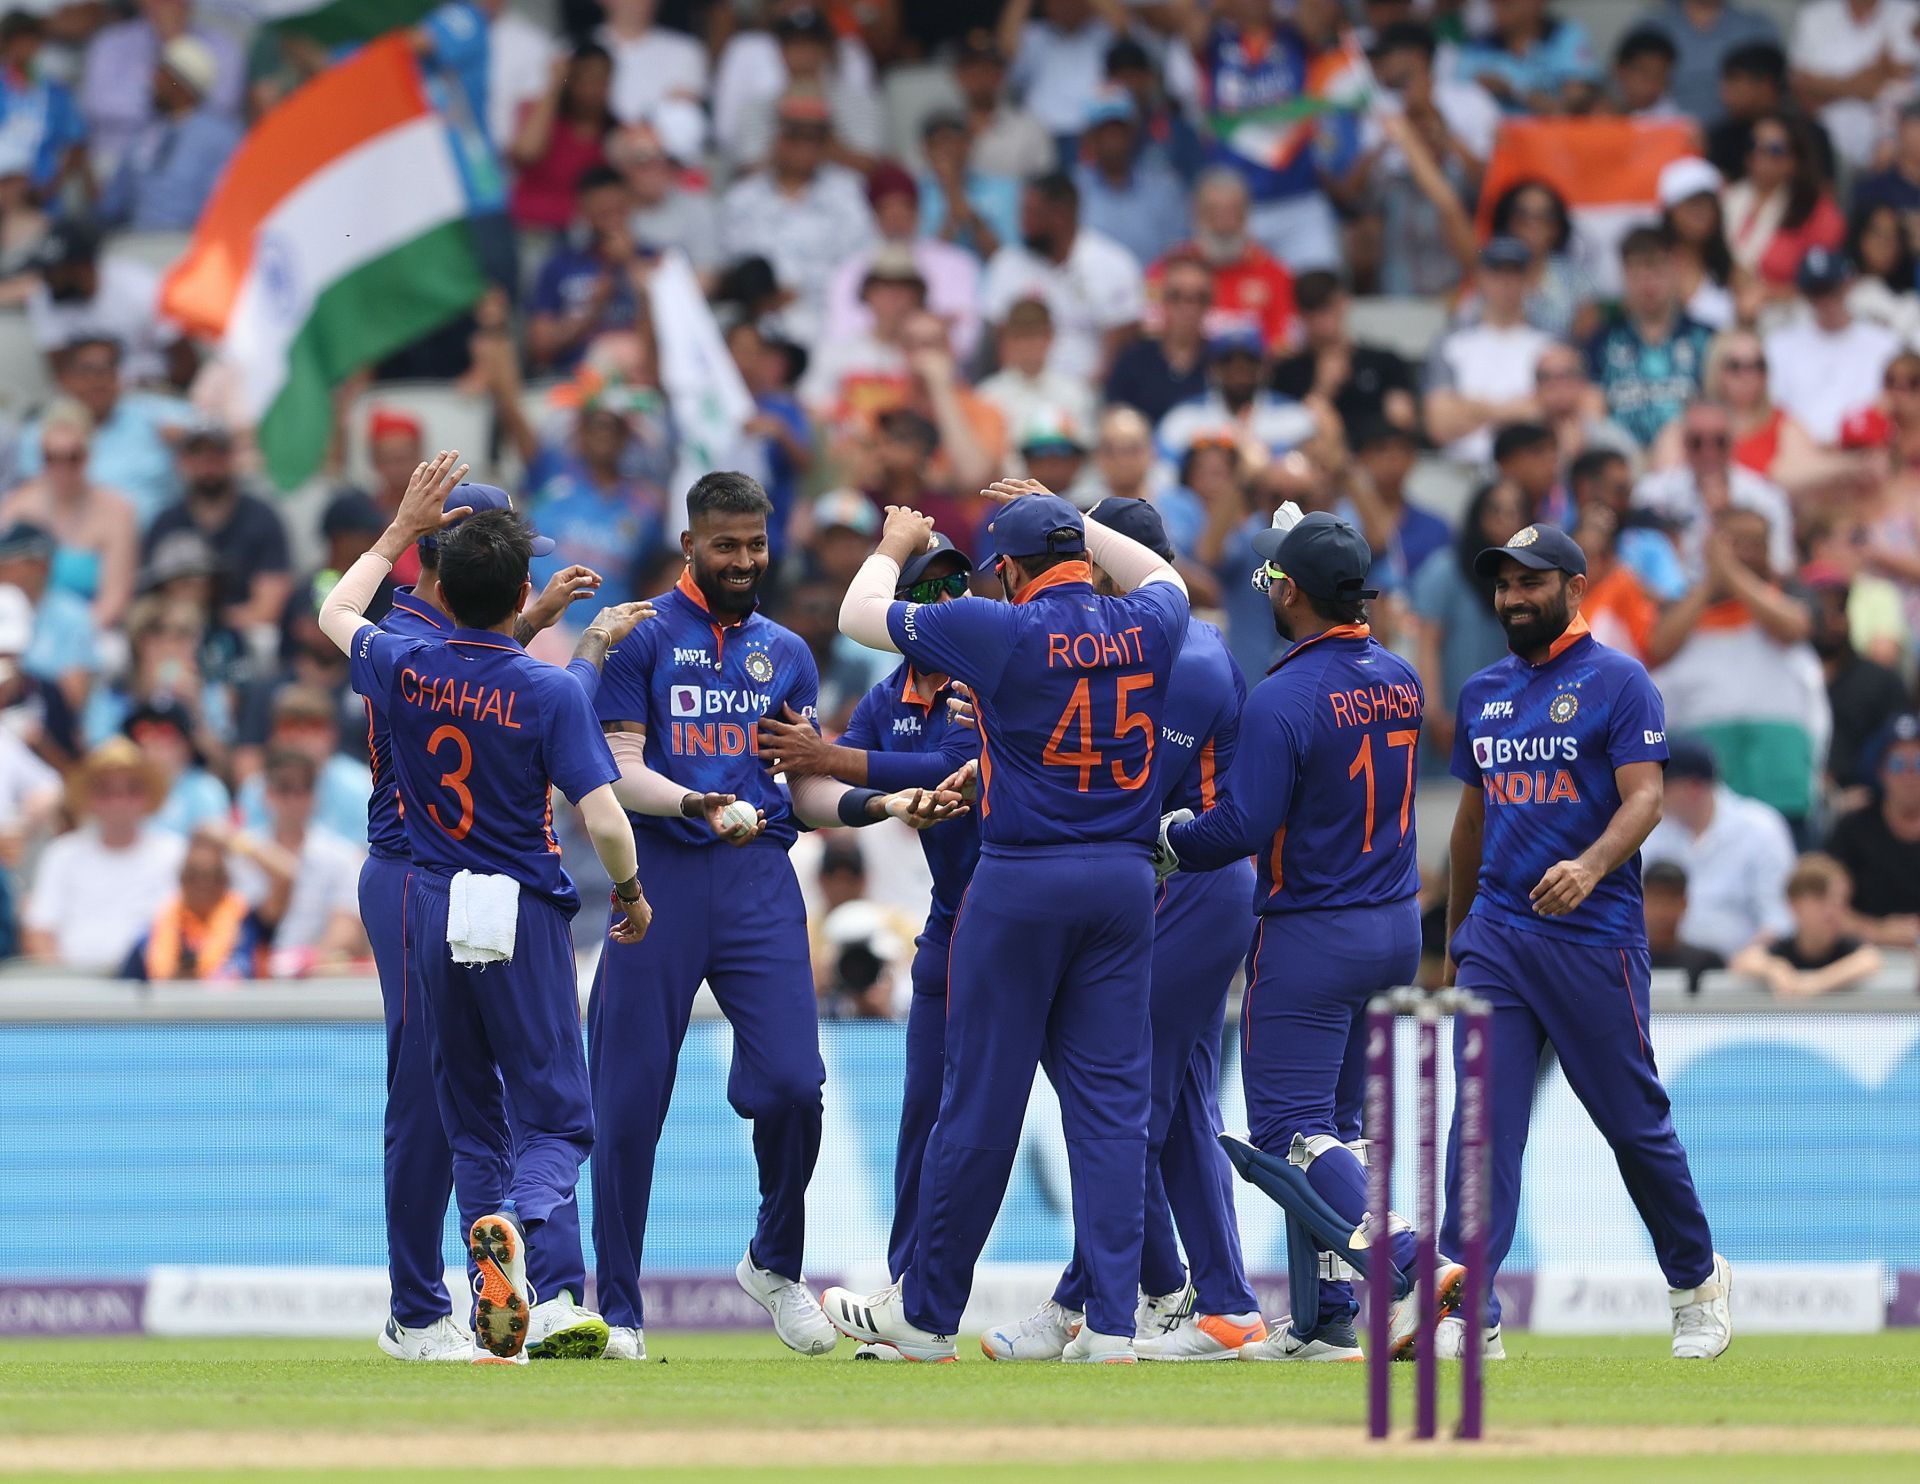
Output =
[
  {"x1": 904, "y1": 572, "x2": 970, "y2": 603},
  {"x1": 1252, "y1": 561, "x2": 1287, "y2": 593}
]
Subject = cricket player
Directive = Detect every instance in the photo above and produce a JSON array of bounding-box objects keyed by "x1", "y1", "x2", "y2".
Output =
[
  {"x1": 590, "y1": 471, "x2": 950, "y2": 1362},
  {"x1": 824, "y1": 480, "x2": 1191, "y2": 1363},
  {"x1": 1160, "y1": 511, "x2": 1441, "y2": 1362},
  {"x1": 359, "y1": 480, "x2": 623, "y2": 1362},
  {"x1": 983, "y1": 498, "x2": 1265, "y2": 1362},
  {"x1": 1439, "y1": 523, "x2": 1731, "y2": 1361},
  {"x1": 321, "y1": 451, "x2": 655, "y2": 1364}
]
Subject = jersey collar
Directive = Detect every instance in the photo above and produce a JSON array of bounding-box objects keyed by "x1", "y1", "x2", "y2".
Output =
[
  {"x1": 1527, "y1": 612, "x2": 1591, "y2": 667},
  {"x1": 447, "y1": 626, "x2": 524, "y2": 652},
  {"x1": 389, "y1": 587, "x2": 445, "y2": 628},
  {"x1": 676, "y1": 566, "x2": 755, "y2": 627},
  {"x1": 1268, "y1": 622, "x2": 1370, "y2": 674},
  {"x1": 899, "y1": 665, "x2": 948, "y2": 713},
  {"x1": 1011, "y1": 561, "x2": 1093, "y2": 605}
]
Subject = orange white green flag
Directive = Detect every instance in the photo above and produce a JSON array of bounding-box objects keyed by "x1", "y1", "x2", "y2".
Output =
[{"x1": 160, "y1": 36, "x2": 486, "y2": 490}]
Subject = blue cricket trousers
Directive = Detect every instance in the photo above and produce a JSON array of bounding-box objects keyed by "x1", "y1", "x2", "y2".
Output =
[
  {"x1": 904, "y1": 845, "x2": 1155, "y2": 1340},
  {"x1": 588, "y1": 836, "x2": 825, "y2": 1330},
  {"x1": 1053, "y1": 860, "x2": 1260, "y2": 1317},
  {"x1": 404, "y1": 871, "x2": 594, "y2": 1300},
  {"x1": 1442, "y1": 914, "x2": 1716, "y2": 1323},
  {"x1": 885, "y1": 916, "x2": 956, "y2": 1281},
  {"x1": 1243, "y1": 898, "x2": 1423, "y2": 1328},
  {"x1": 360, "y1": 856, "x2": 454, "y2": 1329}
]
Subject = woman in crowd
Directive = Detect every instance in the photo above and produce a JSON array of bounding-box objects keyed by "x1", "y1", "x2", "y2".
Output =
[
  {"x1": 1724, "y1": 112, "x2": 1844, "y2": 296},
  {"x1": 83, "y1": 597, "x2": 235, "y2": 772},
  {"x1": 1479, "y1": 179, "x2": 1599, "y2": 342},
  {"x1": 1654, "y1": 330, "x2": 1821, "y2": 493},
  {"x1": 1659, "y1": 158, "x2": 1734, "y2": 330},
  {"x1": 508, "y1": 42, "x2": 619, "y2": 233},
  {"x1": 123, "y1": 697, "x2": 230, "y2": 838},
  {"x1": 1845, "y1": 201, "x2": 1920, "y2": 348},
  {"x1": 0, "y1": 397, "x2": 137, "y2": 631}
]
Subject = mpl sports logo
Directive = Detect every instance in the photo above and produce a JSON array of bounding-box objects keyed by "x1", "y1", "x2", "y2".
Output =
[
  {"x1": 892, "y1": 717, "x2": 922, "y2": 737},
  {"x1": 1478, "y1": 700, "x2": 1514, "y2": 720},
  {"x1": 674, "y1": 647, "x2": 714, "y2": 667}
]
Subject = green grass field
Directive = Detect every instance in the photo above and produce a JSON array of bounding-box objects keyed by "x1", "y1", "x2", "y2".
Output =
[{"x1": 3, "y1": 1331, "x2": 1917, "y2": 1481}]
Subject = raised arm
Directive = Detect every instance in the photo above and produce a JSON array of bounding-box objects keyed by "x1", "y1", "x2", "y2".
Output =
[
  {"x1": 318, "y1": 451, "x2": 471, "y2": 654},
  {"x1": 839, "y1": 506, "x2": 937, "y2": 653}
]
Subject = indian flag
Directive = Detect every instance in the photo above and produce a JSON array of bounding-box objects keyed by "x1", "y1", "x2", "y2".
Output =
[
  {"x1": 161, "y1": 37, "x2": 486, "y2": 491},
  {"x1": 249, "y1": 0, "x2": 437, "y2": 46}
]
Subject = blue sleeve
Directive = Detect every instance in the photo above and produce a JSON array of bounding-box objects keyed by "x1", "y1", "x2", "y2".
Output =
[
  {"x1": 866, "y1": 722, "x2": 974, "y2": 790},
  {"x1": 885, "y1": 596, "x2": 1015, "y2": 696},
  {"x1": 1167, "y1": 683, "x2": 1301, "y2": 871},
  {"x1": 1129, "y1": 581, "x2": 1192, "y2": 662},
  {"x1": 1605, "y1": 662, "x2": 1669, "y2": 769},
  {"x1": 565, "y1": 657, "x2": 601, "y2": 702},
  {"x1": 839, "y1": 682, "x2": 887, "y2": 751},
  {"x1": 540, "y1": 669, "x2": 622, "y2": 805},
  {"x1": 347, "y1": 626, "x2": 403, "y2": 702},
  {"x1": 594, "y1": 622, "x2": 657, "y2": 728},
  {"x1": 781, "y1": 634, "x2": 821, "y2": 721},
  {"x1": 1449, "y1": 686, "x2": 1481, "y2": 787}
]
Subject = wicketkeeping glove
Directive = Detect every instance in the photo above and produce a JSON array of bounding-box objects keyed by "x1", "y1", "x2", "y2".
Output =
[{"x1": 1152, "y1": 808, "x2": 1193, "y2": 883}]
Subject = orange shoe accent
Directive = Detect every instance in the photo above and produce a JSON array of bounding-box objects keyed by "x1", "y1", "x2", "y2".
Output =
[
  {"x1": 1196, "y1": 1313, "x2": 1269, "y2": 1351},
  {"x1": 1436, "y1": 1264, "x2": 1467, "y2": 1315},
  {"x1": 469, "y1": 1215, "x2": 529, "y2": 1359},
  {"x1": 470, "y1": 1354, "x2": 521, "y2": 1366}
]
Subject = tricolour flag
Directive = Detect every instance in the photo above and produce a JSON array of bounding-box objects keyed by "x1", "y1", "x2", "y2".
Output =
[
  {"x1": 249, "y1": 0, "x2": 438, "y2": 46},
  {"x1": 161, "y1": 37, "x2": 486, "y2": 491},
  {"x1": 1476, "y1": 118, "x2": 1701, "y2": 296}
]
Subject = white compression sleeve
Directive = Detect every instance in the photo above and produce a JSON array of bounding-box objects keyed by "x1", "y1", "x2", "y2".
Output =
[
  {"x1": 317, "y1": 550, "x2": 395, "y2": 654},
  {"x1": 788, "y1": 774, "x2": 854, "y2": 829},
  {"x1": 607, "y1": 729, "x2": 694, "y2": 817},
  {"x1": 1084, "y1": 513, "x2": 1187, "y2": 595},
  {"x1": 578, "y1": 782, "x2": 638, "y2": 885},
  {"x1": 838, "y1": 553, "x2": 903, "y2": 652}
]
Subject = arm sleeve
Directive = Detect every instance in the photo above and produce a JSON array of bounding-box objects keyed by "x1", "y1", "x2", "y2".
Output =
[
  {"x1": 838, "y1": 552, "x2": 903, "y2": 652},
  {"x1": 866, "y1": 743, "x2": 969, "y2": 791},
  {"x1": 564, "y1": 656, "x2": 601, "y2": 701},
  {"x1": 1605, "y1": 665, "x2": 1670, "y2": 768},
  {"x1": 1168, "y1": 687, "x2": 1301, "y2": 871},
  {"x1": 607, "y1": 729, "x2": 694, "y2": 816},
  {"x1": 540, "y1": 671, "x2": 622, "y2": 806},
  {"x1": 883, "y1": 596, "x2": 1015, "y2": 695},
  {"x1": 789, "y1": 774, "x2": 856, "y2": 829},
  {"x1": 1085, "y1": 511, "x2": 1186, "y2": 594},
  {"x1": 321, "y1": 550, "x2": 395, "y2": 657}
]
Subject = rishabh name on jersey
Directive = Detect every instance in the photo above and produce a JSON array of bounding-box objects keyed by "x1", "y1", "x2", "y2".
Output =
[
  {"x1": 349, "y1": 624, "x2": 620, "y2": 915},
  {"x1": 364, "y1": 586, "x2": 449, "y2": 863},
  {"x1": 595, "y1": 569, "x2": 821, "y2": 848},
  {"x1": 884, "y1": 564, "x2": 1189, "y2": 851},
  {"x1": 1451, "y1": 617, "x2": 1669, "y2": 947}
]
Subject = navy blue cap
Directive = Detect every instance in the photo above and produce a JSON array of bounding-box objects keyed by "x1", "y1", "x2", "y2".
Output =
[
  {"x1": 1207, "y1": 322, "x2": 1265, "y2": 359},
  {"x1": 1087, "y1": 497, "x2": 1174, "y2": 562},
  {"x1": 1481, "y1": 235, "x2": 1531, "y2": 271},
  {"x1": 1797, "y1": 245, "x2": 1851, "y2": 295},
  {"x1": 897, "y1": 531, "x2": 973, "y2": 592},
  {"x1": 1472, "y1": 522, "x2": 1586, "y2": 580},
  {"x1": 421, "y1": 481, "x2": 555, "y2": 557},
  {"x1": 986, "y1": 494, "x2": 1086, "y2": 559},
  {"x1": 1252, "y1": 511, "x2": 1377, "y2": 602},
  {"x1": 1665, "y1": 737, "x2": 1718, "y2": 782}
]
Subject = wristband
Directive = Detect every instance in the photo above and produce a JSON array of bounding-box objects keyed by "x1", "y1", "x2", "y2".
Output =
[{"x1": 837, "y1": 787, "x2": 888, "y2": 828}]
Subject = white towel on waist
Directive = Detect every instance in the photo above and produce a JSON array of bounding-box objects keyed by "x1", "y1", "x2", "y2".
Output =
[{"x1": 448, "y1": 870, "x2": 520, "y2": 965}]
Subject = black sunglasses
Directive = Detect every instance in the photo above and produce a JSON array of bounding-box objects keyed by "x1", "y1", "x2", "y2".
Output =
[{"x1": 905, "y1": 572, "x2": 969, "y2": 603}]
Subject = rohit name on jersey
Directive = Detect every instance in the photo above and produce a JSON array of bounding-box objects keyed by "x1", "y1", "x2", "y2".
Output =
[
  {"x1": 1472, "y1": 732, "x2": 1581, "y2": 805},
  {"x1": 667, "y1": 683, "x2": 777, "y2": 756}
]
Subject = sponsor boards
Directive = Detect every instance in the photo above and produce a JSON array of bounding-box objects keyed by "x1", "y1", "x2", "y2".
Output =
[
  {"x1": 0, "y1": 1281, "x2": 143, "y2": 1336},
  {"x1": 1531, "y1": 1263, "x2": 1885, "y2": 1335}
]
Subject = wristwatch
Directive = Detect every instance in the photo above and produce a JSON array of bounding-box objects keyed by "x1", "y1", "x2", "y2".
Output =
[{"x1": 612, "y1": 876, "x2": 642, "y2": 905}]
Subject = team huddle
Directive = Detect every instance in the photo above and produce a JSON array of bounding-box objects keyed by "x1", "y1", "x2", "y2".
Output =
[{"x1": 319, "y1": 448, "x2": 1734, "y2": 1367}]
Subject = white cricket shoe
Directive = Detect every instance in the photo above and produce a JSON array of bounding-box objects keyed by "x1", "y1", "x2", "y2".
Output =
[
  {"x1": 1434, "y1": 1315, "x2": 1506, "y2": 1360},
  {"x1": 526, "y1": 1290, "x2": 610, "y2": 1359},
  {"x1": 736, "y1": 1251, "x2": 837, "y2": 1356},
  {"x1": 819, "y1": 1280, "x2": 956, "y2": 1362},
  {"x1": 1387, "y1": 1258, "x2": 1467, "y2": 1362},
  {"x1": 853, "y1": 1342, "x2": 902, "y2": 1361},
  {"x1": 468, "y1": 1212, "x2": 531, "y2": 1359},
  {"x1": 1671, "y1": 1253, "x2": 1733, "y2": 1360},
  {"x1": 1134, "y1": 1311, "x2": 1268, "y2": 1361},
  {"x1": 377, "y1": 1313, "x2": 473, "y2": 1361},
  {"x1": 980, "y1": 1299, "x2": 1082, "y2": 1361},
  {"x1": 1135, "y1": 1280, "x2": 1195, "y2": 1340},
  {"x1": 1239, "y1": 1315, "x2": 1364, "y2": 1362},
  {"x1": 1062, "y1": 1328, "x2": 1136, "y2": 1364},
  {"x1": 603, "y1": 1325, "x2": 646, "y2": 1361}
]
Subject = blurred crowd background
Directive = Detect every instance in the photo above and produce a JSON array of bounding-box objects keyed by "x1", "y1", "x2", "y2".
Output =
[{"x1": 2, "y1": 0, "x2": 1919, "y2": 1011}]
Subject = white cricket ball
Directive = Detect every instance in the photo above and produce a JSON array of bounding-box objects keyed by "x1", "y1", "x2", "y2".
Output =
[{"x1": 719, "y1": 800, "x2": 758, "y2": 837}]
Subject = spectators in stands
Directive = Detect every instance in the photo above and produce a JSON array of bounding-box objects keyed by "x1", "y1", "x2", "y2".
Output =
[
  {"x1": 1632, "y1": 1, "x2": 1781, "y2": 124},
  {"x1": 729, "y1": 6, "x2": 879, "y2": 171},
  {"x1": 125, "y1": 695, "x2": 226, "y2": 837},
  {"x1": 97, "y1": 34, "x2": 240, "y2": 232},
  {"x1": 1483, "y1": 180, "x2": 1599, "y2": 342},
  {"x1": 1643, "y1": 738, "x2": 1796, "y2": 958},
  {"x1": 1586, "y1": 226, "x2": 1711, "y2": 450},
  {"x1": 1723, "y1": 111, "x2": 1845, "y2": 292},
  {"x1": 236, "y1": 685, "x2": 368, "y2": 847},
  {"x1": 125, "y1": 824, "x2": 270, "y2": 982},
  {"x1": 1730, "y1": 852, "x2": 1884, "y2": 996},
  {"x1": 1612, "y1": 26, "x2": 1682, "y2": 117},
  {"x1": 16, "y1": 335, "x2": 187, "y2": 527},
  {"x1": 26, "y1": 225, "x2": 170, "y2": 390},
  {"x1": 1669, "y1": 328, "x2": 1817, "y2": 494},
  {"x1": 1106, "y1": 251, "x2": 1210, "y2": 425},
  {"x1": 0, "y1": 520, "x2": 95, "y2": 713},
  {"x1": 80, "y1": 0, "x2": 242, "y2": 180},
  {"x1": 596, "y1": 0, "x2": 707, "y2": 134},
  {"x1": 1425, "y1": 237, "x2": 1551, "y2": 463},
  {"x1": 1073, "y1": 87, "x2": 1188, "y2": 270},
  {"x1": 1635, "y1": 398, "x2": 1794, "y2": 578},
  {"x1": 1845, "y1": 200, "x2": 1920, "y2": 345},
  {"x1": 1455, "y1": 0, "x2": 1600, "y2": 115},
  {"x1": 1272, "y1": 269, "x2": 1419, "y2": 440},
  {"x1": 508, "y1": 42, "x2": 617, "y2": 233},
  {"x1": 1853, "y1": 99, "x2": 1920, "y2": 221},
  {"x1": 235, "y1": 748, "x2": 366, "y2": 975},
  {"x1": 0, "y1": 12, "x2": 84, "y2": 203},
  {"x1": 1810, "y1": 571, "x2": 1910, "y2": 805},
  {"x1": 0, "y1": 396, "x2": 136, "y2": 631},
  {"x1": 982, "y1": 170, "x2": 1141, "y2": 383},
  {"x1": 1827, "y1": 713, "x2": 1920, "y2": 945},
  {"x1": 612, "y1": 122, "x2": 719, "y2": 275},
  {"x1": 1765, "y1": 248, "x2": 1900, "y2": 446},
  {"x1": 979, "y1": 298, "x2": 1097, "y2": 451},
  {"x1": 949, "y1": 27, "x2": 1050, "y2": 183},
  {"x1": 1574, "y1": 504, "x2": 1659, "y2": 661},
  {"x1": 916, "y1": 109, "x2": 1015, "y2": 262},
  {"x1": 1157, "y1": 325, "x2": 1315, "y2": 467},
  {"x1": 1344, "y1": 416, "x2": 1447, "y2": 592},
  {"x1": 1660, "y1": 157, "x2": 1736, "y2": 329},
  {"x1": 1156, "y1": 168, "x2": 1299, "y2": 352},
  {"x1": 142, "y1": 424, "x2": 289, "y2": 639},
  {"x1": 1788, "y1": 0, "x2": 1920, "y2": 172},
  {"x1": 526, "y1": 166, "x2": 649, "y2": 374},
  {"x1": 824, "y1": 163, "x2": 981, "y2": 364},
  {"x1": 1643, "y1": 860, "x2": 1727, "y2": 994}
]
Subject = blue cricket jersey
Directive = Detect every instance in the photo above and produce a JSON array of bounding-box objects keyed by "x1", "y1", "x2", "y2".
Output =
[
  {"x1": 840, "y1": 660, "x2": 982, "y2": 933},
  {"x1": 595, "y1": 569, "x2": 820, "y2": 848},
  {"x1": 884, "y1": 564, "x2": 1189, "y2": 852},
  {"x1": 349, "y1": 623, "x2": 620, "y2": 914},
  {"x1": 1171, "y1": 624, "x2": 1423, "y2": 913},
  {"x1": 1157, "y1": 616, "x2": 1247, "y2": 818},
  {"x1": 1451, "y1": 616, "x2": 1669, "y2": 947}
]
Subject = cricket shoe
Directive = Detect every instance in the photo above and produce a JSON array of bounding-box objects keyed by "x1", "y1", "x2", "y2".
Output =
[
  {"x1": 376, "y1": 1313, "x2": 473, "y2": 1362},
  {"x1": 1239, "y1": 1315, "x2": 1363, "y2": 1362},
  {"x1": 1062, "y1": 1328, "x2": 1136, "y2": 1364},
  {"x1": 1387, "y1": 1258, "x2": 1467, "y2": 1362},
  {"x1": 853, "y1": 1343, "x2": 902, "y2": 1361},
  {"x1": 1434, "y1": 1315, "x2": 1506, "y2": 1360},
  {"x1": 1134, "y1": 1311, "x2": 1268, "y2": 1361},
  {"x1": 603, "y1": 1326, "x2": 647, "y2": 1361},
  {"x1": 471, "y1": 1346, "x2": 529, "y2": 1367},
  {"x1": 736, "y1": 1252, "x2": 837, "y2": 1356},
  {"x1": 526, "y1": 1290, "x2": 610, "y2": 1359},
  {"x1": 981, "y1": 1299, "x2": 1082, "y2": 1361},
  {"x1": 1670, "y1": 1253, "x2": 1733, "y2": 1360},
  {"x1": 1135, "y1": 1280, "x2": 1195, "y2": 1340},
  {"x1": 820, "y1": 1281, "x2": 956, "y2": 1363},
  {"x1": 469, "y1": 1212, "x2": 531, "y2": 1360}
]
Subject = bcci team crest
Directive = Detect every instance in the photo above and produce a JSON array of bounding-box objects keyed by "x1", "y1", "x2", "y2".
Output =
[
  {"x1": 1549, "y1": 692, "x2": 1579, "y2": 724},
  {"x1": 745, "y1": 650, "x2": 774, "y2": 684},
  {"x1": 1508, "y1": 526, "x2": 1540, "y2": 548}
]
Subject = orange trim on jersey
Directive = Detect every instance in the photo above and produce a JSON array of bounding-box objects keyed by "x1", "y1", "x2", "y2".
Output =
[
  {"x1": 1269, "y1": 623, "x2": 1371, "y2": 674},
  {"x1": 1198, "y1": 738, "x2": 1218, "y2": 811},
  {"x1": 363, "y1": 697, "x2": 378, "y2": 780},
  {"x1": 390, "y1": 590, "x2": 445, "y2": 628},
  {"x1": 1536, "y1": 612, "x2": 1592, "y2": 665},
  {"x1": 675, "y1": 567, "x2": 752, "y2": 627},
  {"x1": 1266, "y1": 825, "x2": 1286, "y2": 897},
  {"x1": 543, "y1": 790, "x2": 561, "y2": 855},
  {"x1": 973, "y1": 692, "x2": 995, "y2": 820},
  {"x1": 446, "y1": 638, "x2": 523, "y2": 654},
  {"x1": 899, "y1": 667, "x2": 940, "y2": 713},
  {"x1": 1010, "y1": 560, "x2": 1092, "y2": 605}
]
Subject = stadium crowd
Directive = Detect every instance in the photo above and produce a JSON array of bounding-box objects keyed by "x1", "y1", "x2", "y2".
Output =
[{"x1": 0, "y1": 0, "x2": 1918, "y2": 1004}]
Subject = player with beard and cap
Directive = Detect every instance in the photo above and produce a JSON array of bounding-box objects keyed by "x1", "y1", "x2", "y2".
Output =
[
  {"x1": 1438, "y1": 523, "x2": 1730, "y2": 1363},
  {"x1": 588, "y1": 471, "x2": 956, "y2": 1362},
  {"x1": 755, "y1": 533, "x2": 983, "y2": 1359},
  {"x1": 1157, "y1": 509, "x2": 1447, "y2": 1362},
  {"x1": 983, "y1": 498, "x2": 1265, "y2": 1362}
]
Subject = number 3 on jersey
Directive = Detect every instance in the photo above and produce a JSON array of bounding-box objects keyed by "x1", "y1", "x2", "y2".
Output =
[
  {"x1": 426, "y1": 723, "x2": 475, "y2": 841},
  {"x1": 1349, "y1": 729, "x2": 1417, "y2": 853},
  {"x1": 1043, "y1": 675, "x2": 1154, "y2": 791}
]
